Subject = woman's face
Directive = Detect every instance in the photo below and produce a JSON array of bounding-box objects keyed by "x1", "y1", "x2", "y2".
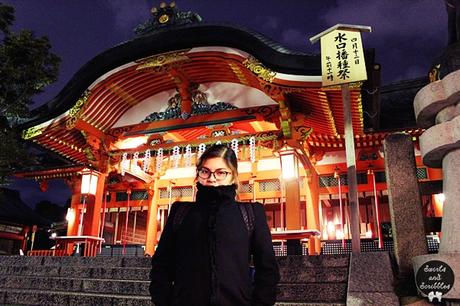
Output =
[{"x1": 197, "y1": 157, "x2": 234, "y2": 187}]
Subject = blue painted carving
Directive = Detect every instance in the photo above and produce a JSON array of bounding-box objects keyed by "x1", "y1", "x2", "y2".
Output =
[{"x1": 141, "y1": 87, "x2": 238, "y2": 123}]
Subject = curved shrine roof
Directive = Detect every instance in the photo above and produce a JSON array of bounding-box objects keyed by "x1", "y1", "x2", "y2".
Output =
[{"x1": 20, "y1": 24, "x2": 371, "y2": 166}]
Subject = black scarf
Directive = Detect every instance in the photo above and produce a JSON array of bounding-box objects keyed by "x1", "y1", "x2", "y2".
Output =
[
  {"x1": 195, "y1": 182, "x2": 237, "y2": 208},
  {"x1": 195, "y1": 182, "x2": 237, "y2": 305}
]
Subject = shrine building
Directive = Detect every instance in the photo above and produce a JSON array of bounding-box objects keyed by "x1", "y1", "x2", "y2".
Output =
[{"x1": 17, "y1": 4, "x2": 443, "y2": 256}]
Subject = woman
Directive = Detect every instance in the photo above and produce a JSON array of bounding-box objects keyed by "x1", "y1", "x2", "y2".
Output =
[{"x1": 149, "y1": 144, "x2": 280, "y2": 306}]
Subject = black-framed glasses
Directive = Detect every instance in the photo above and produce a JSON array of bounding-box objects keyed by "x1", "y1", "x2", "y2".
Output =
[{"x1": 197, "y1": 168, "x2": 231, "y2": 181}]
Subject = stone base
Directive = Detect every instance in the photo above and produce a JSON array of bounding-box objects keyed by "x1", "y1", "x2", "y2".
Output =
[
  {"x1": 346, "y1": 252, "x2": 399, "y2": 306},
  {"x1": 413, "y1": 253, "x2": 460, "y2": 301},
  {"x1": 400, "y1": 296, "x2": 432, "y2": 305}
]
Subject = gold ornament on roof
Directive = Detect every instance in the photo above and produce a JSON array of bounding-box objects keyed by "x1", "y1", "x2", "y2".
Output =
[
  {"x1": 243, "y1": 56, "x2": 276, "y2": 82},
  {"x1": 66, "y1": 91, "x2": 91, "y2": 130},
  {"x1": 22, "y1": 126, "x2": 43, "y2": 140},
  {"x1": 159, "y1": 14, "x2": 169, "y2": 24},
  {"x1": 136, "y1": 51, "x2": 190, "y2": 73}
]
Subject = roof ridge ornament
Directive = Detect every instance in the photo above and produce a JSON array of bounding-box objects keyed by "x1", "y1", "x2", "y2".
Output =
[{"x1": 134, "y1": 2, "x2": 202, "y2": 36}]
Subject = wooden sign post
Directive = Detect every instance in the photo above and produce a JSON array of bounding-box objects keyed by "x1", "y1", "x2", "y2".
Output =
[{"x1": 310, "y1": 24, "x2": 371, "y2": 253}]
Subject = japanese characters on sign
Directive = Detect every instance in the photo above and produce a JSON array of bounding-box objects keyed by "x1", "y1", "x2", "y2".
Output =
[{"x1": 320, "y1": 29, "x2": 367, "y2": 86}]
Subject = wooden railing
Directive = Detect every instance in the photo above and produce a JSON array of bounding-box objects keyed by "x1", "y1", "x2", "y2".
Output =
[{"x1": 27, "y1": 249, "x2": 68, "y2": 256}]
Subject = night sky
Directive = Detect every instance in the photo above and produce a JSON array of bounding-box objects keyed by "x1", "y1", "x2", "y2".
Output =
[{"x1": 4, "y1": 0, "x2": 448, "y2": 207}]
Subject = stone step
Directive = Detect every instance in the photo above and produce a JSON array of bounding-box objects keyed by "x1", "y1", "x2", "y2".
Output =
[
  {"x1": 0, "y1": 275, "x2": 150, "y2": 296},
  {"x1": 277, "y1": 255, "x2": 350, "y2": 269},
  {"x1": 277, "y1": 283, "x2": 347, "y2": 304},
  {"x1": 279, "y1": 266, "x2": 348, "y2": 283},
  {"x1": 0, "y1": 288, "x2": 345, "y2": 306},
  {"x1": 0, "y1": 255, "x2": 347, "y2": 268},
  {"x1": 276, "y1": 303, "x2": 345, "y2": 306},
  {"x1": 0, "y1": 256, "x2": 151, "y2": 268},
  {"x1": 0, "y1": 288, "x2": 152, "y2": 306},
  {"x1": 0, "y1": 265, "x2": 150, "y2": 280},
  {"x1": 0, "y1": 260, "x2": 347, "y2": 283}
]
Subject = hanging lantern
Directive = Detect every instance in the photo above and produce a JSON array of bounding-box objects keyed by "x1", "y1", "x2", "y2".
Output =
[
  {"x1": 172, "y1": 146, "x2": 180, "y2": 168},
  {"x1": 156, "y1": 148, "x2": 164, "y2": 172},
  {"x1": 197, "y1": 143, "x2": 206, "y2": 159},
  {"x1": 121, "y1": 153, "x2": 128, "y2": 176},
  {"x1": 231, "y1": 138, "x2": 239, "y2": 157},
  {"x1": 143, "y1": 149, "x2": 151, "y2": 172},
  {"x1": 133, "y1": 151, "x2": 139, "y2": 167},
  {"x1": 184, "y1": 145, "x2": 192, "y2": 167},
  {"x1": 249, "y1": 136, "x2": 256, "y2": 163}
]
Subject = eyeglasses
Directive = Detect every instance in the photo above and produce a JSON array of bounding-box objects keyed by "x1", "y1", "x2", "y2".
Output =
[{"x1": 197, "y1": 168, "x2": 231, "y2": 180}]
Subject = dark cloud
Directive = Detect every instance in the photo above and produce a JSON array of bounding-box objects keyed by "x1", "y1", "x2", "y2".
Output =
[
  {"x1": 321, "y1": 0, "x2": 446, "y2": 82},
  {"x1": 323, "y1": 0, "x2": 445, "y2": 40},
  {"x1": 255, "y1": 15, "x2": 280, "y2": 31},
  {"x1": 281, "y1": 28, "x2": 307, "y2": 48},
  {"x1": 106, "y1": 0, "x2": 150, "y2": 38}
]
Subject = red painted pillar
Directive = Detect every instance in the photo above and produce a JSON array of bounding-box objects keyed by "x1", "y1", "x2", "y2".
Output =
[
  {"x1": 83, "y1": 174, "x2": 106, "y2": 237},
  {"x1": 145, "y1": 179, "x2": 160, "y2": 256},
  {"x1": 67, "y1": 177, "x2": 81, "y2": 237}
]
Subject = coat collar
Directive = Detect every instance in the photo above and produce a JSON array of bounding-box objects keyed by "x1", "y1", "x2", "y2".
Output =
[{"x1": 195, "y1": 182, "x2": 237, "y2": 205}]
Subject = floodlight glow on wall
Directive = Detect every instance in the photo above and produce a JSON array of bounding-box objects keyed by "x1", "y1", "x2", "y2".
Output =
[{"x1": 66, "y1": 208, "x2": 75, "y2": 223}]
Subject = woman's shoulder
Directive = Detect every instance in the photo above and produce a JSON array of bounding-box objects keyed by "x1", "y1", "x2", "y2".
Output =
[
  {"x1": 172, "y1": 201, "x2": 195, "y2": 206},
  {"x1": 169, "y1": 201, "x2": 195, "y2": 214}
]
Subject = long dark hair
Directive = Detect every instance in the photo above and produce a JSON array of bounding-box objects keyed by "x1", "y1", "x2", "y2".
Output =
[{"x1": 196, "y1": 144, "x2": 239, "y2": 186}]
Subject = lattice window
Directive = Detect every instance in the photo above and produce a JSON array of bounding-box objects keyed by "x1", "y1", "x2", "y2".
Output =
[
  {"x1": 357, "y1": 173, "x2": 368, "y2": 184},
  {"x1": 105, "y1": 194, "x2": 111, "y2": 202},
  {"x1": 160, "y1": 187, "x2": 193, "y2": 199},
  {"x1": 159, "y1": 188, "x2": 168, "y2": 199},
  {"x1": 416, "y1": 167, "x2": 428, "y2": 180},
  {"x1": 319, "y1": 172, "x2": 368, "y2": 187},
  {"x1": 301, "y1": 241, "x2": 309, "y2": 255},
  {"x1": 319, "y1": 175, "x2": 346, "y2": 187},
  {"x1": 317, "y1": 237, "x2": 438, "y2": 255},
  {"x1": 273, "y1": 243, "x2": 287, "y2": 256},
  {"x1": 321, "y1": 240, "x2": 351, "y2": 255},
  {"x1": 116, "y1": 192, "x2": 128, "y2": 202},
  {"x1": 427, "y1": 236, "x2": 440, "y2": 253},
  {"x1": 130, "y1": 190, "x2": 148, "y2": 201},
  {"x1": 259, "y1": 180, "x2": 280, "y2": 192},
  {"x1": 374, "y1": 171, "x2": 386, "y2": 183},
  {"x1": 172, "y1": 186, "x2": 193, "y2": 198},
  {"x1": 240, "y1": 182, "x2": 252, "y2": 194}
]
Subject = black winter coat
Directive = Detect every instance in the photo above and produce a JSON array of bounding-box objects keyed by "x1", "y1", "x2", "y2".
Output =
[{"x1": 149, "y1": 183, "x2": 280, "y2": 306}]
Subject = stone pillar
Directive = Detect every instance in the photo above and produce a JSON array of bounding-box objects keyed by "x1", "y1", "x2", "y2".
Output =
[
  {"x1": 384, "y1": 134, "x2": 428, "y2": 273},
  {"x1": 440, "y1": 150, "x2": 460, "y2": 253},
  {"x1": 413, "y1": 69, "x2": 460, "y2": 302}
]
